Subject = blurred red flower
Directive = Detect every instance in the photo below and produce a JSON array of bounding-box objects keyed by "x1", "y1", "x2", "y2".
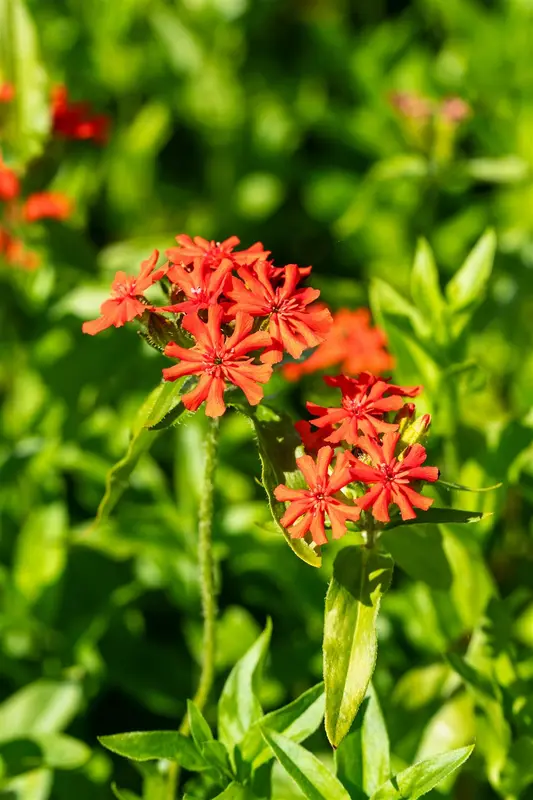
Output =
[
  {"x1": 52, "y1": 86, "x2": 109, "y2": 144},
  {"x1": 23, "y1": 192, "x2": 72, "y2": 222},
  {"x1": 283, "y1": 308, "x2": 393, "y2": 381},
  {"x1": 0, "y1": 83, "x2": 14, "y2": 103},
  {"x1": 0, "y1": 227, "x2": 39, "y2": 270},
  {"x1": 0, "y1": 163, "x2": 20, "y2": 202}
]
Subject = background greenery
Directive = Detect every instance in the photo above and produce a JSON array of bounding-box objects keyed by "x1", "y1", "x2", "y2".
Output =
[{"x1": 2, "y1": 0, "x2": 533, "y2": 797}]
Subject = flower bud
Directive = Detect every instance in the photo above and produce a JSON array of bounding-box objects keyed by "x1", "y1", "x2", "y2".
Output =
[
  {"x1": 399, "y1": 413, "x2": 431, "y2": 449},
  {"x1": 395, "y1": 402, "x2": 416, "y2": 434}
]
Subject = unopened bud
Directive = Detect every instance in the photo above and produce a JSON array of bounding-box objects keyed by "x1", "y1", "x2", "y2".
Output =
[
  {"x1": 395, "y1": 402, "x2": 416, "y2": 434},
  {"x1": 399, "y1": 413, "x2": 431, "y2": 448}
]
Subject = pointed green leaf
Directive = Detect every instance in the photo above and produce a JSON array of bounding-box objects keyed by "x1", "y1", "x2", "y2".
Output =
[
  {"x1": 438, "y1": 479, "x2": 502, "y2": 493},
  {"x1": 261, "y1": 728, "x2": 351, "y2": 800},
  {"x1": 187, "y1": 700, "x2": 214, "y2": 747},
  {"x1": 230, "y1": 402, "x2": 321, "y2": 567},
  {"x1": 95, "y1": 384, "x2": 166, "y2": 522},
  {"x1": 201, "y1": 740, "x2": 234, "y2": 778},
  {"x1": 218, "y1": 620, "x2": 272, "y2": 752},
  {"x1": 411, "y1": 239, "x2": 448, "y2": 345},
  {"x1": 335, "y1": 685, "x2": 390, "y2": 799},
  {"x1": 39, "y1": 734, "x2": 91, "y2": 770},
  {"x1": 0, "y1": 0, "x2": 50, "y2": 165},
  {"x1": 143, "y1": 376, "x2": 194, "y2": 430},
  {"x1": 371, "y1": 746, "x2": 474, "y2": 799},
  {"x1": 241, "y1": 682, "x2": 325, "y2": 768},
  {"x1": 385, "y1": 507, "x2": 488, "y2": 528},
  {"x1": 112, "y1": 783, "x2": 141, "y2": 800},
  {"x1": 212, "y1": 783, "x2": 250, "y2": 799},
  {"x1": 324, "y1": 547, "x2": 393, "y2": 747},
  {"x1": 445, "y1": 653, "x2": 498, "y2": 699},
  {"x1": 98, "y1": 730, "x2": 205, "y2": 770},
  {"x1": 445, "y1": 230, "x2": 496, "y2": 337}
]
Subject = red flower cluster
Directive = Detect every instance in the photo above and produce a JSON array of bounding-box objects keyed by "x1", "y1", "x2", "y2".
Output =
[
  {"x1": 52, "y1": 86, "x2": 110, "y2": 144},
  {"x1": 0, "y1": 83, "x2": 14, "y2": 103},
  {"x1": 275, "y1": 371, "x2": 439, "y2": 545},
  {"x1": 83, "y1": 234, "x2": 332, "y2": 418},
  {"x1": 283, "y1": 308, "x2": 393, "y2": 381},
  {"x1": 0, "y1": 158, "x2": 73, "y2": 269}
]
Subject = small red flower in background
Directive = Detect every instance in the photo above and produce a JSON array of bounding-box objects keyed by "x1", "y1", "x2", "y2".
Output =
[
  {"x1": 162, "y1": 306, "x2": 272, "y2": 417},
  {"x1": 162, "y1": 258, "x2": 234, "y2": 316},
  {"x1": 0, "y1": 162, "x2": 20, "y2": 202},
  {"x1": 274, "y1": 446, "x2": 360, "y2": 545},
  {"x1": 23, "y1": 192, "x2": 72, "y2": 222},
  {"x1": 283, "y1": 308, "x2": 393, "y2": 381},
  {"x1": 0, "y1": 227, "x2": 39, "y2": 270},
  {"x1": 52, "y1": 86, "x2": 110, "y2": 144},
  {"x1": 227, "y1": 262, "x2": 332, "y2": 363},
  {"x1": 349, "y1": 432, "x2": 439, "y2": 523},
  {"x1": 307, "y1": 373, "x2": 421, "y2": 446},
  {"x1": 166, "y1": 234, "x2": 269, "y2": 270},
  {"x1": 0, "y1": 83, "x2": 14, "y2": 103},
  {"x1": 82, "y1": 250, "x2": 165, "y2": 335}
]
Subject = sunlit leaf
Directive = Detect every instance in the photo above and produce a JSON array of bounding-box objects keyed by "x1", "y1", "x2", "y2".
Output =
[
  {"x1": 371, "y1": 745, "x2": 474, "y2": 799},
  {"x1": 324, "y1": 547, "x2": 393, "y2": 747},
  {"x1": 445, "y1": 230, "x2": 496, "y2": 337},
  {"x1": 241, "y1": 683, "x2": 325, "y2": 768},
  {"x1": 98, "y1": 730, "x2": 205, "y2": 770},
  {"x1": 385, "y1": 508, "x2": 487, "y2": 528},
  {"x1": 0, "y1": 681, "x2": 82, "y2": 742},
  {"x1": 261, "y1": 728, "x2": 351, "y2": 800},
  {"x1": 218, "y1": 619, "x2": 272, "y2": 753}
]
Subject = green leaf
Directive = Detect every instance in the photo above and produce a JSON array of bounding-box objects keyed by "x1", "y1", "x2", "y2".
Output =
[
  {"x1": 201, "y1": 740, "x2": 234, "y2": 778},
  {"x1": 241, "y1": 683, "x2": 325, "y2": 768},
  {"x1": 438, "y1": 479, "x2": 502, "y2": 493},
  {"x1": 0, "y1": 739, "x2": 43, "y2": 778},
  {"x1": 261, "y1": 728, "x2": 351, "y2": 800},
  {"x1": 385, "y1": 507, "x2": 488, "y2": 528},
  {"x1": 0, "y1": 0, "x2": 50, "y2": 166},
  {"x1": 12, "y1": 502, "x2": 68, "y2": 604},
  {"x1": 98, "y1": 730, "x2": 205, "y2": 771},
  {"x1": 112, "y1": 784, "x2": 141, "y2": 800},
  {"x1": 39, "y1": 734, "x2": 91, "y2": 770},
  {"x1": 0, "y1": 681, "x2": 82, "y2": 742},
  {"x1": 464, "y1": 156, "x2": 529, "y2": 184},
  {"x1": 445, "y1": 230, "x2": 496, "y2": 336},
  {"x1": 95, "y1": 384, "x2": 166, "y2": 523},
  {"x1": 142, "y1": 377, "x2": 193, "y2": 430},
  {"x1": 324, "y1": 547, "x2": 393, "y2": 747},
  {"x1": 335, "y1": 685, "x2": 390, "y2": 799},
  {"x1": 187, "y1": 700, "x2": 214, "y2": 747},
  {"x1": 381, "y1": 525, "x2": 452, "y2": 590},
  {"x1": 218, "y1": 619, "x2": 272, "y2": 753},
  {"x1": 410, "y1": 238, "x2": 448, "y2": 346},
  {"x1": 230, "y1": 402, "x2": 321, "y2": 567},
  {"x1": 370, "y1": 746, "x2": 474, "y2": 799},
  {"x1": 212, "y1": 784, "x2": 250, "y2": 799},
  {"x1": 445, "y1": 653, "x2": 498, "y2": 699}
]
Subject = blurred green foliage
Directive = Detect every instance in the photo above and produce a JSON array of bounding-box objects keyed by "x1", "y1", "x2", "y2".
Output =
[{"x1": 2, "y1": 0, "x2": 533, "y2": 797}]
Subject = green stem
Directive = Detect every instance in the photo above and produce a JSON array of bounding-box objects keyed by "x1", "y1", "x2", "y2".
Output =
[{"x1": 167, "y1": 416, "x2": 220, "y2": 798}]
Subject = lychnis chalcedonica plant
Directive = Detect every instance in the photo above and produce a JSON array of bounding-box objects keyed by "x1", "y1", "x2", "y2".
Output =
[{"x1": 84, "y1": 233, "x2": 497, "y2": 799}]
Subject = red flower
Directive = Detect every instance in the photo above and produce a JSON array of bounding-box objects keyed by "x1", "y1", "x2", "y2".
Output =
[
  {"x1": 227, "y1": 262, "x2": 332, "y2": 362},
  {"x1": 52, "y1": 86, "x2": 110, "y2": 144},
  {"x1": 82, "y1": 250, "x2": 165, "y2": 335},
  {"x1": 23, "y1": 192, "x2": 72, "y2": 222},
  {"x1": 0, "y1": 83, "x2": 14, "y2": 103},
  {"x1": 0, "y1": 163, "x2": 19, "y2": 202},
  {"x1": 162, "y1": 306, "x2": 272, "y2": 417},
  {"x1": 350, "y1": 432, "x2": 439, "y2": 523},
  {"x1": 283, "y1": 308, "x2": 393, "y2": 381},
  {"x1": 274, "y1": 446, "x2": 360, "y2": 546},
  {"x1": 0, "y1": 227, "x2": 39, "y2": 270},
  {"x1": 161, "y1": 257, "x2": 234, "y2": 316},
  {"x1": 165, "y1": 234, "x2": 268, "y2": 270},
  {"x1": 307, "y1": 373, "x2": 421, "y2": 446},
  {"x1": 294, "y1": 420, "x2": 335, "y2": 455}
]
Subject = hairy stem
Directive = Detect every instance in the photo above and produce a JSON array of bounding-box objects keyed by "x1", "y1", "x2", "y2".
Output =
[{"x1": 167, "y1": 416, "x2": 220, "y2": 797}]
